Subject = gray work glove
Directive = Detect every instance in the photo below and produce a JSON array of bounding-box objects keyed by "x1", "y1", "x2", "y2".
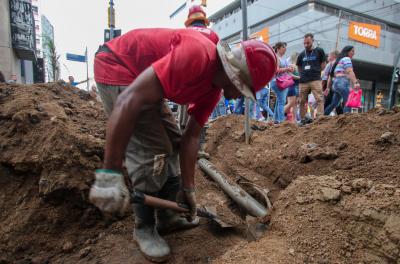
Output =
[
  {"x1": 197, "y1": 150, "x2": 210, "y2": 160},
  {"x1": 89, "y1": 169, "x2": 130, "y2": 215},
  {"x1": 176, "y1": 188, "x2": 197, "y2": 222}
]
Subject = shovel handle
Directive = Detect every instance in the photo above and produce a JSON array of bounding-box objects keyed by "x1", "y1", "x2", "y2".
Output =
[
  {"x1": 130, "y1": 190, "x2": 215, "y2": 219},
  {"x1": 131, "y1": 190, "x2": 189, "y2": 213}
]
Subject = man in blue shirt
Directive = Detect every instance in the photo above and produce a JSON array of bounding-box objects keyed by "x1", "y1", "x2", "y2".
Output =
[{"x1": 68, "y1": 75, "x2": 88, "y2": 87}]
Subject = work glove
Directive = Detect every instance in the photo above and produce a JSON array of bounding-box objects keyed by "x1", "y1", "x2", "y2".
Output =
[
  {"x1": 89, "y1": 169, "x2": 130, "y2": 215},
  {"x1": 197, "y1": 150, "x2": 210, "y2": 160},
  {"x1": 176, "y1": 188, "x2": 197, "y2": 222}
]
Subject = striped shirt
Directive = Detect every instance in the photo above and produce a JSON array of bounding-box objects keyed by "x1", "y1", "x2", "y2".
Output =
[{"x1": 334, "y1": 57, "x2": 353, "y2": 74}]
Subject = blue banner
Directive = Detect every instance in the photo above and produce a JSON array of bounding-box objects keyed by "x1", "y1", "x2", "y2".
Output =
[{"x1": 66, "y1": 53, "x2": 86, "y2": 62}]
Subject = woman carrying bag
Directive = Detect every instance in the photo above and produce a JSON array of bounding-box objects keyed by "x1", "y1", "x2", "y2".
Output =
[
  {"x1": 270, "y1": 42, "x2": 294, "y2": 123},
  {"x1": 324, "y1": 46, "x2": 360, "y2": 115},
  {"x1": 284, "y1": 52, "x2": 300, "y2": 122}
]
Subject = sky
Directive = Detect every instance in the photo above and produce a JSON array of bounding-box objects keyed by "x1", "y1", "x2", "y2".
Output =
[{"x1": 39, "y1": 0, "x2": 234, "y2": 90}]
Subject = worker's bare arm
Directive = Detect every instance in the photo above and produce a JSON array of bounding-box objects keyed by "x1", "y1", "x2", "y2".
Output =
[
  {"x1": 180, "y1": 115, "x2": 202, "y2": 189},
  {"x1": 103, "y1": 66, "x2": 164, "y2": 171}
]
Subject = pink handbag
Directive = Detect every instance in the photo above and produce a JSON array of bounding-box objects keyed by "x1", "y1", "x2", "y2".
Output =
[
  {"x1": 276, "y1": 74, "x2": 294, "y2": 90},
  {"x1": 345, "y1": 88, "x2": 362, "y2": 108}
]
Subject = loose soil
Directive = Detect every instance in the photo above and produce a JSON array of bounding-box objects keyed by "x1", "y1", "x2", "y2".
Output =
[{"x1": 0, "y1": 82, "x2": 399, "y2": 263}]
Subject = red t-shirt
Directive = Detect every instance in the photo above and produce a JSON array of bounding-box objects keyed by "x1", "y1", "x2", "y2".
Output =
[
  {"x1": 187, "y1": 26, "x2": 219, "y2": 45},
  {"x1": 94, "y1": 28, "x2": 221, "y2": 126}
]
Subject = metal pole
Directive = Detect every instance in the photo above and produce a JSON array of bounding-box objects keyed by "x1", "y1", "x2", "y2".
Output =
[
  {"x1": 241, "y1": 0, "x2": 250, "y2": 144},
  {"x1": 85, "y1": 47, "x2": 89, "y2": 91},
  {"x1": 109, "y1": 0, "x2": 114, "y2": 39},
  {"x1": 388, "y1": 49, "x2": 400, "y2": 109},
  {"x1": 335, "y1": 10, "x2": 342, "y2": 51}
]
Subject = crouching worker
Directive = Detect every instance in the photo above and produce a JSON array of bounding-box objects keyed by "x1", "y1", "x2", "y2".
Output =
[{"x1": 89, "y1": 27, "x2": 277, "y2": 262}]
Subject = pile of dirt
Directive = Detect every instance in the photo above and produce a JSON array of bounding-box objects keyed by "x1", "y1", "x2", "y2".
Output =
[
  {"x1": 206, "y1": 111, "x2": 400, "y2": 263},
  {"x1": 0, "y1": 82, "x2": 399, "y2": 263},
  {"x1": 0, "y1": 82, "x2": 107, "y2": 263}
]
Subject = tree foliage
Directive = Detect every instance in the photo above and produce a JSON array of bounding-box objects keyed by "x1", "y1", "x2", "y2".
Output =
[{"x1": 43, "y1": 37, "x2": 60, "y2": 81}]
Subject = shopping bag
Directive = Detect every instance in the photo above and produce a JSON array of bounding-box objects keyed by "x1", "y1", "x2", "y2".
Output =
[
  {"x1": 345, "y1": 88, "x2": 362, "y2": 108},
  {"x1": 276, "y1": 74, "x2": 294, "y2": 90}
]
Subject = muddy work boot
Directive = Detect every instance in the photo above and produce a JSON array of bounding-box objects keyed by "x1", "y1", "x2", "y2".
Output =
[
  {"x1": 157, "y1": 208, "x2": 199, "y2": 234},
  {"x1": 133, "y1": 204, "x2": 170, "y2": 262},
  {"x1": 156, "y1": 176, "x2": 199, "y2": 233}
]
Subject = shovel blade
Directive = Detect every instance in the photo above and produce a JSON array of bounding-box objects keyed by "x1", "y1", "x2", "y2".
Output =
[{"x1": 199, "y1": 206, "x2": 233, "y2": 228}]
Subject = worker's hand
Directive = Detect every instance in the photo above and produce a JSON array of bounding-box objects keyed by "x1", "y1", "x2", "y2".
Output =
[
  {"x1": 197, "y1": 150, "x2": 210, "y2": 160},
  {"x1": 177, "y1": 189, "x2": 197, "y2": 222},
  {"x1": 89, "y1": 169, "x2": 130, "y2": 215}
]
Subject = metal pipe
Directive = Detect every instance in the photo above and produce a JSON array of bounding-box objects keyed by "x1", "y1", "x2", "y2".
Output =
[
  {"x1": 241, "y1": 0, "x2": 248, "y2": 40},
  {"x1": 245, "y1": 98, "x2": 250, "y2": 144},
  {"x1": 388, "y1": 49, "x2": 400, "y2": 109},
  {"x1": 335, "y1": 10, "x2": 342, "y2": 51},
  {"x1": 109, "y1": 0, "x2": 115, "y2": 39},
  {"x1": 241, "y1": 0, "x2": 251, "y2": 145},
  {"x1": 85, "y1": 47, "x2": 89, "y2": 91},
  {"x1": 198, "y1": 158, "x2": 268, "y2": 217}
]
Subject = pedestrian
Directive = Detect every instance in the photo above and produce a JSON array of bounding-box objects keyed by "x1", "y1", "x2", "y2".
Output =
[
  {"x1": 284, "y1": 53, "x2": 300, "y2": 122},
  {"x1": 257, "y1": 86, "x2": 274, "y2": 120},
  {"x1": 323, "y1": 50, "x2": 342, "y2": 114},
  {"x1": 0, "y1": 71, "x2": 5, "y2": 83},
  {"x1": 68, "y1": 75, "x2": 89, "y2": 87},
  {"x1": 270, "y1": 42, "x2": 293, "y2": 123},
  {"x1": 307, "y1": 93, "x2": 317, "y2": 119},
  {"x1": 324, "y1": 45, "x2": 360, "y2": 115},
  {"x1": 90, "y1": 27, "x2": 277, "y2": 262},
  {"x1": 68, "y1": 76, "x2": 77, "y2": 86},
  {"x1": 234, "y1": 96, "x2": 245, "y2": 115},
  {"x1": 7, "y1": 74, "x2": 17, "y2": 84},
  {"x1": 211, "y1": 94, "x2": 227, "y2": 119},
  {"x1": 226, "y1": 98, "x2": 235, "y2": 114},
  {"x1": 296, "y1": 33, "x2": 326, "y2": 125},
  {"x1": 181, "y1": 5, "x2": 220, "y2": 158},
  {"x1": 185, "y1": 5, "x2": 219, "y2": 44},
  {"x1": 178, "y1": 5, "x2": 219, "y2": 129}
]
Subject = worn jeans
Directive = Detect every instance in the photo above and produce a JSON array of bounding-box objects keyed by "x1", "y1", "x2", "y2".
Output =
[
  {"x1": 324, "y1": 87, "x2": 343, "y2": 115},
  {"x1": 96, "y1": 82, "x2": 181, "y2": 193},
  {"x1": 324, "y1": 77, "x2": 350, "y2": 115},
  {"x1": 211, "y1": 96, "x2": 227, "y2": 119},
  {"x1": 234, "y1": 96, "x2": 245, "y2": 115},
  {"x1": 248, "y1": 99, "x2": 259, "y2": 119},
  {"x1": 257, "y1": 87, "x2": 274, "y2": 118},
  {"x1": 271, "y1": 80, "x2": 289, "y2": 123}
]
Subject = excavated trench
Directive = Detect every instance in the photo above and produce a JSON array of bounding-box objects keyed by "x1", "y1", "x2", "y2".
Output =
[
  {"x1": 203, "y1": 113, "x2": 400, "y2": 263},
  {"x1": 0, "y1": 83, "x2": 400, "y2": 263}
]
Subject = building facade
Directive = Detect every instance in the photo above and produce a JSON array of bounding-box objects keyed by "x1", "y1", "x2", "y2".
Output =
[
  {"x1": 210, "y1": 0, "x2": 400, "y2": 109},
  {"x1": 0, "y1": 0, "x2": 37, "y2": 84},
  {"x1": 31, "y1": 0, "x2": 46, "y2": 83}
]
